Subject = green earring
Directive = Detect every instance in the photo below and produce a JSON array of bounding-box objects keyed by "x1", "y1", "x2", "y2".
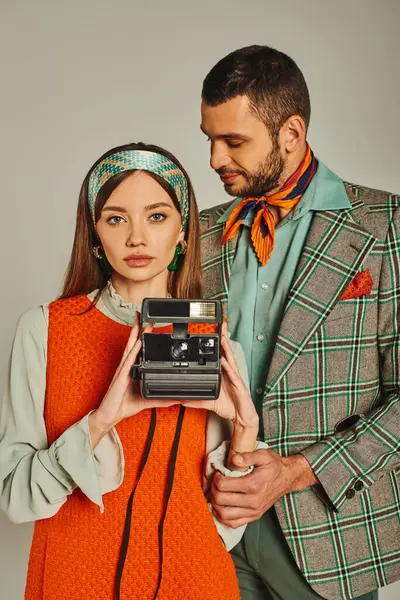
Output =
[
  {"x1": 168, "y1": 240, "x2": 187, "y2": 271},
  {"x1": 93, "y1": 245, "x2": 113, "y2": 276}
]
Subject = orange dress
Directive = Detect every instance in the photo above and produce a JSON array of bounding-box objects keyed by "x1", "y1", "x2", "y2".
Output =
[{"x1": 25, "y1": 295, "x2": 240, "y2": 600}]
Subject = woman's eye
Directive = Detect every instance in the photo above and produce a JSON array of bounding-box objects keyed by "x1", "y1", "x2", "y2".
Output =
[
  {"x1": 149, "y1": 213, "x2": 166, "y2": 222},
  {"x1": 107, "y1": 215, "x2": 125, "y2": 224},
  {"x1": 227, "y1": 141, "x2": 243, "y2": 148}
]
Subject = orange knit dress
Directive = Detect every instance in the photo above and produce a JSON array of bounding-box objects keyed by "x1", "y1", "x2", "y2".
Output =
[{"x1": 25, "y1": 295, "x2": 240, "y2": 600}]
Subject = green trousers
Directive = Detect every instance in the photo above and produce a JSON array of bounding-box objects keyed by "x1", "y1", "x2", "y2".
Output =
[{"x1": 230, "y1": 509, "x2": 378, "y2": 600}]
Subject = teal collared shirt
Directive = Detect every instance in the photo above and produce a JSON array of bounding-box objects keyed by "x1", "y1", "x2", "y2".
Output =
[{"x1": 217, "y1": 162, "x2": 351, "y2": 431}]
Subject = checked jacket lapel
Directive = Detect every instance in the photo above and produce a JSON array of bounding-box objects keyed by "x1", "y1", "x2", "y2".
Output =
[
  {"x1": 199, "y1": 190, "x2": 378, "y2": 397},
  {"x1": 200, "y1": 204, "x2": 238, "y2": 317},
  {"x1": 264, "y1": 197, "x2": 378, "y2": 396}
]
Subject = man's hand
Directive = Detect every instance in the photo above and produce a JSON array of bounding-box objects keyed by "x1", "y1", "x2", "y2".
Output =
[{"x1": 211, "y1": 449, "x2": 318, "y2": 528}]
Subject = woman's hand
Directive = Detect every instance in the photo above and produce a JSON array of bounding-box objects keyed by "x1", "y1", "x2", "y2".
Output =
[
  {"x1": 88, "y1": 312, "x2": 180, "y2": 447},
  {"x1": 182, "y1": 323, "x2": 258, "y2": 469},
  {"x1": 182, "y1": 322, "x2": 258, "y2": 430}
]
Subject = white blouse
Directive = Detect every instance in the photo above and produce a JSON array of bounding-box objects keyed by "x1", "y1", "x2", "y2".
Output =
[{"x1": 0, "y1": 283, "x2": 266, "y2": 551}]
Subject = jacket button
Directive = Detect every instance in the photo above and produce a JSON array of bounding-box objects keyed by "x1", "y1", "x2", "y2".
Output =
[
  {"x1": 346, "y1": 488, "x2": 356, "y2": 499},
  {"x1": 354, "y1": 481, "x2": 364, "y2": 491}
]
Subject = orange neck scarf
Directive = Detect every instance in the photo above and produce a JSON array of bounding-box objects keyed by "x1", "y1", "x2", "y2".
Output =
[{"x1": 221, "y1": 145, "x2": 317, "y2": 266}]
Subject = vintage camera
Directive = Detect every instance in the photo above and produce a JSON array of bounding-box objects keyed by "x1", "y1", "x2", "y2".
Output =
[{"x1": 133, "y1": 298, "x2": 222, "y2": 399}]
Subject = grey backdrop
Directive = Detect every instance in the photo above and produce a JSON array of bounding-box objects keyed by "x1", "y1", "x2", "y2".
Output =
[{"x1": 0, "y1": 0, "x2": 399, "y2": 598}]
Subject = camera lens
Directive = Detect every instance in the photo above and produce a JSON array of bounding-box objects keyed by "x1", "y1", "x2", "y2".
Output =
[
  {"x1": 171, "y1": 341, "x2": 189, "y2": 360},
  {"x1": 199, "y1": 337, "x2": 215, "y2": 355}
]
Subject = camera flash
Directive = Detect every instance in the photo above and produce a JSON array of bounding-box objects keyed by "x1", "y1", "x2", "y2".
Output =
[{"x1": 189, "y1": 302, "x2": 216, "y2": 318}]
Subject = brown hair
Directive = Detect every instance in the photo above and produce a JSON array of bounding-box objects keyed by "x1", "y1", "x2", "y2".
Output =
[{"x1": 60, "y1": 142, "x2": 203, "y2": 301}]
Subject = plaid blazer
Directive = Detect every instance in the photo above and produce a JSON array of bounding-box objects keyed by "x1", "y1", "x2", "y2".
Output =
[{"x1": 200, "y1": 182, "x2": 400, "y2": 600}]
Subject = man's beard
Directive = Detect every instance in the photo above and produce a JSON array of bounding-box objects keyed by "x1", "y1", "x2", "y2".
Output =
[{"x1": 219, "y1": 143, "x2": 285, "y2": 198}]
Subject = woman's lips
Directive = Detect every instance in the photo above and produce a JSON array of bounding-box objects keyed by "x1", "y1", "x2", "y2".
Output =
[{"x1": 123, "y1": 255, "x2": 154, "y2": 268}]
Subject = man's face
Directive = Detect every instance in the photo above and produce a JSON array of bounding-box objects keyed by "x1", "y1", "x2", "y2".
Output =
[{"x1": 201, "y1": 95, "x2": 285, "y2": 198}]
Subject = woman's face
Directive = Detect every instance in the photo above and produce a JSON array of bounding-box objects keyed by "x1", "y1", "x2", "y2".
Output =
[{"x1": 96, "y1": 171, "x2": 184, "y2": 284}]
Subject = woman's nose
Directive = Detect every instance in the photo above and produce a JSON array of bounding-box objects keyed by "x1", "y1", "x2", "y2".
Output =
[{"x1": 126, "y1": 223, "x2": 146, "y2": 247}]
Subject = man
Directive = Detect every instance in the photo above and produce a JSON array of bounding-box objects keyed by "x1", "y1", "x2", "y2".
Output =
[{"x1": 199, "y1": 45, "x2": 400, "y2": 600}]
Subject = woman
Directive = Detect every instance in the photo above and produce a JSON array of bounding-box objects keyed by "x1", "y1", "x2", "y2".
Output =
[{"x1": 0, "y1": 143, "x2": 262, "y2": 600}]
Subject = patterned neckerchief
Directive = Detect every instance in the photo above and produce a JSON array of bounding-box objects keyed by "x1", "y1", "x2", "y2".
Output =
[{"x1": 221, "y1": 144, "x2": 318, "y2": 266}]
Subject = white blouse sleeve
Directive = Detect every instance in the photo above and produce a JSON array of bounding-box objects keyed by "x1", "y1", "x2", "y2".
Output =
[
  {"x1": 0, "y1": 306, "x2": 124, "y2": 524},
  {"x1": 204, "y1": 339, "x2": 268, "y2": 551}
]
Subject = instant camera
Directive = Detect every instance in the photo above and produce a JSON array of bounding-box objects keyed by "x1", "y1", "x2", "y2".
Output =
[{"x1": 133, "y1": 298, "x2": 222, "y2": 400}]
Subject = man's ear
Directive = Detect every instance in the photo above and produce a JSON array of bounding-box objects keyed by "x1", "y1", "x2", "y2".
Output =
[{"x1": 279, "y1": 115, "x2": 306, "y2": 154}]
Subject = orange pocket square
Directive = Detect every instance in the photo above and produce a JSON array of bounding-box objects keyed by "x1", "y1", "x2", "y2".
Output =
[{"x1": 340, "y1": 269, "x2": 373, "y2": 301}]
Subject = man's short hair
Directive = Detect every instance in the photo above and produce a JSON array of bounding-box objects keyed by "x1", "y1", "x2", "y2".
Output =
[{"x1": 202, "y1": 45, "x2": 311, "y2": 137}]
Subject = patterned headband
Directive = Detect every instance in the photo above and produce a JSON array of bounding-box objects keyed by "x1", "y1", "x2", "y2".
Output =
[{"x1": 87, "y1": 150, "x2": 190, "y2": 231}]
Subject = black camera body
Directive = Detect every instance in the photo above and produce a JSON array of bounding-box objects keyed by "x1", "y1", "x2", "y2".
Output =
[{"x1": 134, "y1": 298, "x2": 222, "y2": 399}]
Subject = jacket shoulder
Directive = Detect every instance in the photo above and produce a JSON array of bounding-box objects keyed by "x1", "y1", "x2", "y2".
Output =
[
  {"x1": 344, "y1": 182, "x2": 400, "y2": 241},
  {"x1": 199, "y1": 201, "x2": 232, "y2": 232},
  {"x1": 344, "y1": 181, "x2": 400, "y2": 210}
]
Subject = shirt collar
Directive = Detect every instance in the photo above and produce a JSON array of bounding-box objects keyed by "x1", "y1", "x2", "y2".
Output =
[
  {"x1": 91, "y1": 281, "x2": 142, "y2": 326},
  {"x1": 88, "y1": 282, "x2": 172, "y2": 326},
  {"x1": 216, "y1": 161, "x2": 351, "y2": 227}
]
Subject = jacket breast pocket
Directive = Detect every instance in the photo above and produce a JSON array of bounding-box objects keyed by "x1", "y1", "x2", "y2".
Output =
[{"x1": 323, "y1": 296, "x2": 377, "y2": 338}]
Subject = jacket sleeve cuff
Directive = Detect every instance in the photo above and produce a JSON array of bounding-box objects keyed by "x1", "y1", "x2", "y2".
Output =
[{"x1": 301, "y1": 439, "x2": 376, "y2": 512}]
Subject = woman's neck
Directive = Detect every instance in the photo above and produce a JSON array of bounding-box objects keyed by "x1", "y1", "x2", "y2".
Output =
[{"x1": 110, "y1": 272, "x2": 170, "y2": 305}]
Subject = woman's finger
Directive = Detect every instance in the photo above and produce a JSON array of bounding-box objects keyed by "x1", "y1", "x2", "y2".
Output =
[
  {"x1": 111, "y1": 314, "x2": 140, "y2": 383},
  {"x1": 222, "y1": 321, "x2": 229, "y2": 337},
  {"x1": 119, "y1": 338, "x2": 142, "y2": 379},
  {"x1": 115, "y1": 316, "x2": 154, "y2": 383},
  {"x1": 220, "y1": 335, "x2": 240, "y2": 376},
  {"x1": 122, "y1": 313, "x2": 141, "y2": 358},
  {"x1": 125, "y1": 314, "x2": 153, "y2": 357},
  {"x1": 220, "y1": 334, "x2": 238, "y2": 369},
  {"x1": 143, "y1": 321, "x2": 154, "y2": 335},
  {"x1": 221, "y1": 356, "x2": 243, "y2": 389}
]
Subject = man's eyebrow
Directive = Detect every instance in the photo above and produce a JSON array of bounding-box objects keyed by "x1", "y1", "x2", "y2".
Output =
[
  {"x1": 200, "y1": 126, "x2": 250, "y2": 141},
  {"x1": 219, "y1": 133, "x2": 250, "y2": 141}
]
